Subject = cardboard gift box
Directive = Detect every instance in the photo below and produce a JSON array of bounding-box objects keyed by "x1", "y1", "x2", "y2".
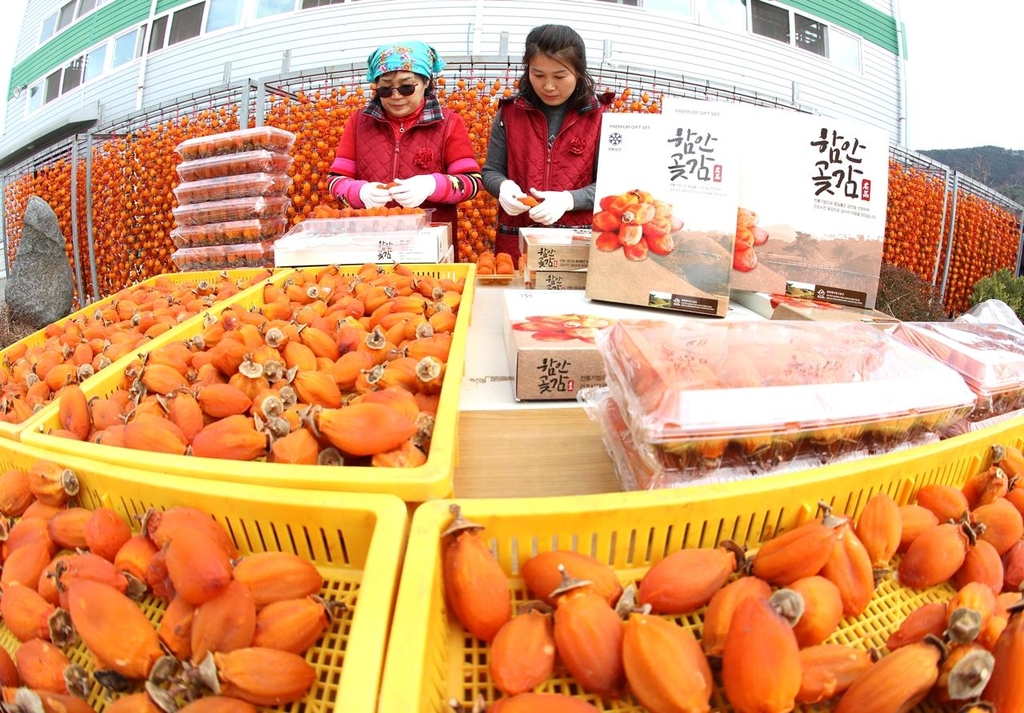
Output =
[
  {"x1": 585, "y1": 98, "x2": 740, "y2": 318},
  {"x1": 728, "y1": 104, "x2": 890, "y2": 309},
  {"x1": 525, "y1": 270, "x2": 588, "y2": 290},
  {"x1": 731, "y1": 290, "x2": 898, "y2": 326},
  {"x1": 504, "y1": 289, "x2": 762, "y2": 401},
  {"x1": 520, "y1": 227, "x2": 592, "y2": 272}
]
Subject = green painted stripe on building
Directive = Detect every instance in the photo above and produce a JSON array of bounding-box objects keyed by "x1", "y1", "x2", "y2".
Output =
[
  {"x1": 780, "y1": 0, "x2": 898, "y2": 54},
  {"x1": 155, "y1": 0, "x2": 198, "y2": 13},
  {"x1": 9, "y1": 0, "x2": 151, "y2": 95}
]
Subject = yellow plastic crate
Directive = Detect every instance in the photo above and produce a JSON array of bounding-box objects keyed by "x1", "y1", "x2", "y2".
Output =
[
  {"x1": 378, "y1": 413, "x2": 1024, "y2": 713},
  {"x1": 0, "y1": 269, "x2": 276, "y2": 441},
  {"x1": 22, "y1": 263, "x2": 475, "y2": 502},
  {"x1": 14, "y1": 269, "x2": 293, "y2": 443},
  {"x1": 0, "y1": 436, "x2": 408, "y2": 713}
]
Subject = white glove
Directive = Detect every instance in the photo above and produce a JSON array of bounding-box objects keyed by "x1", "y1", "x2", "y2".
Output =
[
  {"x1": 359, "y1": 181, "x2": 392, "y2": 209},
  {"x1": 390, "y1": 175, "x2": 436, "y2": 208},
  {"x1": 498, "y1": 180, "x2": 530, "y2": 216},
  {"x1": 528, "y1": 189, "x2": 574, "y2": 226}
]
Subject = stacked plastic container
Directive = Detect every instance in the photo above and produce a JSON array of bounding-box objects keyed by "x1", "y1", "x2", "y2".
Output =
[
  {"x1": 892, "y1": 321, "x2": 1024, "y2": 423},
  {"x1": 171, "y1": 126, "x2": 296, "y2": 270},
  {"x1": 581, "y1": 319, "x2": 979, "y2": 490}
]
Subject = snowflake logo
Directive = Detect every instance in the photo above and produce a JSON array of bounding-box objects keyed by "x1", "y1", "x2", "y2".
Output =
[{"x1": 608, "y1": 132, "x2": 623, "y2": 146}]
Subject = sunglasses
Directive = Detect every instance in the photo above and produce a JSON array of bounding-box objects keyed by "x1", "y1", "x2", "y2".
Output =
[{"x1": 375, "y1": 84, "x2": 419, "y2": 98}]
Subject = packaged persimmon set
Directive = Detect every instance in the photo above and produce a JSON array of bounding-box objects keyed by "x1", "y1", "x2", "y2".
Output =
[
  {"x1": 891, "y1": 321, "x2": 1024, "y2": 423},
  {"x1": 504, "y1": 290, "x2": 762, "y2": 401},
  {"x1": 581, "y1": 319, "x2": 978, "y2": 489},
  {"x1": 728, "y1": 104, "x2": 890, "y2": 309},
  {"x1": 585, "y1": 97, "x2": 740, "y2": 318},
  {"x1": 171, "y1": 127, "x2": 296, "y2": 270}
]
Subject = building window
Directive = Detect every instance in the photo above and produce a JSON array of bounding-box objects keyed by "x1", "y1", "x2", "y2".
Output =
[
  {"x1": 56, "y1": 2, "x2": 77, "y2": 32},
  {"x1": 301, "y1": 0, "x2": 344, "y2": 7},
  {"x1": 149, "y1": 16, "x2": 169, "y2": 53},
  {"x1": 645, "y1": 0, "x2": 692, "y2": 14},
  {"x1": 27, "y1": 24, "x2": 145, "y2": 114},
  {"x1": 256, "y1": 0, "x2": 295, "y2": 19},
  {"x1": 794, "y1": 13, "x2": 825, "y2": 56},
  {"x1": 751, "y1": 0, "x2": 789, "y2": 44},
  {"x1": 700, "y1": 0, "x2": 746, "y2": 31},
  {"x1": 207, "y1": 0, "x2": 244, "y2": 32},
  {"x1": 44, "y1": 70, "x2": 62, "y2": 103},
  {"x1": 829, "y1": 26, "x2": 862, "y2": 73},
  {"x1": 61, "y1": 58, "x2": 84, "y2": 93},
  {"x1": 28, "y1": 83, "x2": 44, "y2": 113},
  {"x1": 39, "y1": 14, "x2": 57, "y2": 43},
  {"x1": 77, "y1": 0, "x2": 98, "y2": 19},
  {"x1": 113, "y1": 28, "x2": 144, "y2": 69},
  {"x1": 596, "y1": 0, "x2": 641, "y2": 5},
  {"x1": 168, "y1": 3, "x2": 205, "y2": 45},
  {"x1": 84, "y1": 45, "x2": 107, "y2": 82},
  {"x1": 750, "y1": 0, "x2": 858, "y2": 66}
]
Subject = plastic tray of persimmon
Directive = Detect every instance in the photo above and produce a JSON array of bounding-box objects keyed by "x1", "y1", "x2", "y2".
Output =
[
  {"x1": 173, "y1": 172, "x2": 294, "y2": 205},
  {"x1": 175, "y1": 126, "x2": 296, "y2": 160},
  {"x1": 591, "y1": 319, "x2": 977, "y2": 477},
  {"x1": 892, "y1": 320, "x2": 1024, "y2": 421}
]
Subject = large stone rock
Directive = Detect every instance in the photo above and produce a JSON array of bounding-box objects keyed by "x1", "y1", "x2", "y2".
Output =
[{"x1": 4, "y1": 196, "x2": 75, "y2": 329}]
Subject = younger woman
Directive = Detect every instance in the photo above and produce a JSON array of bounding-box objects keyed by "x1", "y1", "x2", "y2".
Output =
[{"x1": 482, "y1": 25, "x2": 612, "y2": 263}]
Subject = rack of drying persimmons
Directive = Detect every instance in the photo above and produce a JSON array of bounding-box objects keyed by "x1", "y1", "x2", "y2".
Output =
[{"x1": 3, "y1": 57, "x2": 1022, "y2": 314}]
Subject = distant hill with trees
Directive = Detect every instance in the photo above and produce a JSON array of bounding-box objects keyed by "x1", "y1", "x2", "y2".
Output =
[{"x1": 920, "y1": 146, "x2": 1024, "y2": 206}]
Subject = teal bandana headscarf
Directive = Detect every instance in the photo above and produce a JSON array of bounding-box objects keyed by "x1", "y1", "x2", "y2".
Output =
[{"x1": 366, "y1": 41, "x2": 446, "y2": 83}]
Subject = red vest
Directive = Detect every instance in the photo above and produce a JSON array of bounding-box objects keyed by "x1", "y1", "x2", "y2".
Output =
[
  {"x1": 351, "y1": 109, "x2": 462, "y2": 233},
  {"x1": 499, "y1": 96, "x2": 606, "y2": 232}
]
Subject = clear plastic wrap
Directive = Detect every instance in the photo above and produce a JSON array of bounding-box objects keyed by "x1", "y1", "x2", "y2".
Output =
[
  {"x1": 595, "y1": 319, "x2": 976, "y2": 475},
  {"x1": 170, "y1": 216, "x2": 288, "y2": 248},
  {"x1": 170, "y1": 241, "x2": 276, "y2": 271},
  {"x1": 175, "y1": 126, "x2": 296, "y2": 160},
  {"x1": 176, "y1": 150, "x2": 294, "y2": 182},
  {"x1": 892, "y1": 321, "x2": 1024, "y2": 420},
  {"x1": 172, "y1": 195, "x2": 290, "y2": 227},
  {"x1": 282, "y1": 213, "x2": 432, "y2": 240},
  {"x1": 173, "y1": 172, "x2": 293, "y2": 205}
]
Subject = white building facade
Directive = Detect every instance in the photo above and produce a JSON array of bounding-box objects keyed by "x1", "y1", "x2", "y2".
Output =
[{"x1": 1, "y1": 0, "x2": 906, "y2": 169}]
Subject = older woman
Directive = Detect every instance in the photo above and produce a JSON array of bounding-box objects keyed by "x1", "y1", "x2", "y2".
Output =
[{"x1": 327, "y1": 41, "x2": 482, "y2": 240}]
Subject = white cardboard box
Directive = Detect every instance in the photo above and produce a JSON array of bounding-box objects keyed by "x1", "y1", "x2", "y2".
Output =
[
  {"x1": 503, "y1": 289, "x2": 762, "y2": 401},
  {"x1": 585, "y1": 98, "x2": 741, "y2": 318},
  {"x1": 273, "y1": 223, "x2": 452, "y2": 267},
  {"x1": 729, "y1": 105, "x2": 890, "y2": 308}
]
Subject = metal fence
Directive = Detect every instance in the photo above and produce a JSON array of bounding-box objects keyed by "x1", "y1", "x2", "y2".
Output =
[{"x1": 889, "y1": 143, "x2": 1024, "y2": 300}]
